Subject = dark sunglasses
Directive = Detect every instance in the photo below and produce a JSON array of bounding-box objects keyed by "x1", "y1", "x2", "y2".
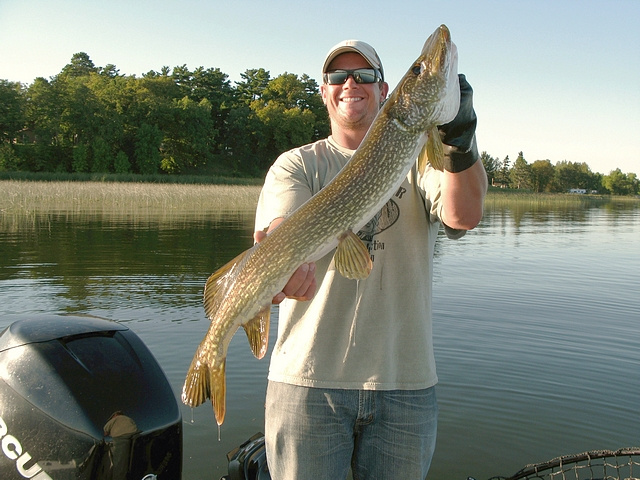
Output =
[{"x1": 323, "y1": 68, "x2": 381, "y2": 85}]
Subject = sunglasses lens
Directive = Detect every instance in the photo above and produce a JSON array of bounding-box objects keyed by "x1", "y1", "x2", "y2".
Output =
[
  {"x1": 325, "y1": 69, "x2": 378, "y2": 85},
  {"x1": 354, "y1": 70, "x2": 377, "y2": 83},
  {"x1": 326, "y1": 71, "x2": 348, "y2": 84}
]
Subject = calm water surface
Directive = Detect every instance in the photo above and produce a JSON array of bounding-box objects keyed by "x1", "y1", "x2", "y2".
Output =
[{"x1": 0, "y1": 196, "x2": 638, "y2": 479}]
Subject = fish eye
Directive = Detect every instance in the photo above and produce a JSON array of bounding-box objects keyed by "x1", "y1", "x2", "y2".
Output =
[{"x1": 412, "y1": 64, "x2": 422, "y2": 76}]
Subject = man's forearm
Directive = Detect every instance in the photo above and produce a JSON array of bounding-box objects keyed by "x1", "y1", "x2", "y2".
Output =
[{"x1": 440, "y1": 159, "x2": 487, "y2": 230}]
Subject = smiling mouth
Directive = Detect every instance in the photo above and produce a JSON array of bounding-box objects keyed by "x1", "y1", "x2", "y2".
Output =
[{"x1": 341, "y1": 97, "x2": 363, "y2": 103}]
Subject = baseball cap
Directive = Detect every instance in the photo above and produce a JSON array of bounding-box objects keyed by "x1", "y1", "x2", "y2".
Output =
[{"x1": 322, "y1": 40, "x2": 384, "y2": 81}]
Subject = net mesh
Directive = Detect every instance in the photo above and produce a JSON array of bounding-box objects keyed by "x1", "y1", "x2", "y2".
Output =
[{"x1": 481, "y1": 448, "x2": 640, "y2": 480}]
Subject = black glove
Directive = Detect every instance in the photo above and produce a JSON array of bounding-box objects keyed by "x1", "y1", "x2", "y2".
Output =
[{"x1": 438, "y1": 74, "x2": 479, "y2": 173}]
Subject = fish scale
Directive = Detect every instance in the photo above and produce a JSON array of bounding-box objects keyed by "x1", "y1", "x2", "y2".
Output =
[{"x1": 182, "y1": 24, "x2": 461, "y2": 426}]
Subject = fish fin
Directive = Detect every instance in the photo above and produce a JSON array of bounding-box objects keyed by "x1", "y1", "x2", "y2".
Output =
[
  {"x1": 334, "y1": 231, "x2": 372, "y2": 280},
  {"x1": 242, "y1": 305, "x2": 271, "y2": 360},
  {"x1": 182, "y1": 357, "x2": 211, "y2": 408},
  {"x1": 210, "y1": 360, "x2": 227, "y2": 426},
  {"x1": 421, "y1": 125, "x2": 445, "y2": 173},
  {"x1": 203, "y1": 249, "x2": 252, "y2": 319}
]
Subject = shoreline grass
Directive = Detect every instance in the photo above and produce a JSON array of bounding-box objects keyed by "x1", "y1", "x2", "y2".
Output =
[
  {"x1": 0, "y1": 179, "x2": 262, "y2": 218},
  {"x1": 485, "y1": 187, "x2": 639, "y2": 209},
  {"x1": 1, "y1": 180, "x2": 637, "y2": 218}
]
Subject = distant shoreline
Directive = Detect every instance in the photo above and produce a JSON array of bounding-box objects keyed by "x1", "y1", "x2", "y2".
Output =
[{"x1": 2, "y1": 179, "x2": 637, "y2": 218}]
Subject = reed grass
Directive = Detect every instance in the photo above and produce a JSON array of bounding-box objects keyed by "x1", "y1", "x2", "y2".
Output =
[
  {"x1": 1, "y1": 180, "x2": 636, "y2": 220},
  {"x1": 0, "y1": 180, "x2": 262, "y2": 221},
  {"x1": 484, "y1": 188, "x2": 638, "y2": 211}
]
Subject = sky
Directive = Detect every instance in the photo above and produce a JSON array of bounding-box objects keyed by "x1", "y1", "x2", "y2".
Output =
[{"x1": 1, "y1": 0, "x2": 638, "y2": 176}]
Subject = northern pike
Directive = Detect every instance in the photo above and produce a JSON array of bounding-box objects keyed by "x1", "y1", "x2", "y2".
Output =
[{"x1": 182, "y1": 24, "x2": 460, "y2": 425}]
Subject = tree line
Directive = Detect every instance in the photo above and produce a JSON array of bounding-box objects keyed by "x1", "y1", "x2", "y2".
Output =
[
  {"x1": 0, "y1": 52, "x2": 637, "y2": 194},
  {"x1": 0, "y1": 52, "x2": 329, "y2": 177},
  {"x1": 481, "y1": 152, "x2": 638, "y2": 196}
]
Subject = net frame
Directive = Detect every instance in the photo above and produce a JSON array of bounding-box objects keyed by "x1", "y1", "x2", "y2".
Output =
[{"x1": 482, "y1": 448, "x2": 640, "y2": 480}]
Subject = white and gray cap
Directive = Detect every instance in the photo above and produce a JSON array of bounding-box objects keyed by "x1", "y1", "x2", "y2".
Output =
[{"x1": 322, "y1": 39, "x2": 384, "y2": 81}]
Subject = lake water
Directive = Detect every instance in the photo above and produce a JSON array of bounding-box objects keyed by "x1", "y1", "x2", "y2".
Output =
[{"x1": 0, "y1": 193, "x2": 638, "y2": 480}]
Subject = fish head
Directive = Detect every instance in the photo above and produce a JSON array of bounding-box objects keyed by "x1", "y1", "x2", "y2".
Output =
[{"x1": 385, "y1": 24, "x2": 460, "y2": 132}]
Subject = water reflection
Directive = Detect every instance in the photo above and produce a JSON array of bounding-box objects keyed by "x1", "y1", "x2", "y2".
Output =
[
  {"x1": 0, "y1": 211, "x2": 255, "y2": 314},
  {"x1": 103, "y1": 411, "x2": 139, "y2": 480}
]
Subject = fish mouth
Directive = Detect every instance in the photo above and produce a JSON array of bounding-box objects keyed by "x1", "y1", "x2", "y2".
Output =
[{"x1": 422, "y1": 24, "x2": 453, "y2": 75}]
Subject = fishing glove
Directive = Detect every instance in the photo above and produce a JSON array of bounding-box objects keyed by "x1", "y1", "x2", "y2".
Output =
[{"x1": 439, "y1": 74, "x2": 479, "y2": 173}]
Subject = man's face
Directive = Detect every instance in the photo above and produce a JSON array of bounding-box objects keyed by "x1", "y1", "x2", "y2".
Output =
[{"x1": 320, "y1": 52, "x2": 388, "y2": 134}]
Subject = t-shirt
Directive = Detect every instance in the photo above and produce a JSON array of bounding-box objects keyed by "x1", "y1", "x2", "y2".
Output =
[{"x1": 254, "y1": 136, "x2": 464, "y2": 390}]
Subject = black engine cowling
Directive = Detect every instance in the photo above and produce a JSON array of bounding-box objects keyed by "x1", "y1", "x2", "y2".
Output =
[{"x1": 0, "y1": 315, "x2": 182, "y2": 480}]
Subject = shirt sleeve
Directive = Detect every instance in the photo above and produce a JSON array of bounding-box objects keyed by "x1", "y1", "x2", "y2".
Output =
[{"x1": 254, "y1": 150, "x2": 313, "y2": 233}]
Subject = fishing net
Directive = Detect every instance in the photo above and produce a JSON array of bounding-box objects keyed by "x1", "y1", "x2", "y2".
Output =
[{"x1": 470, "y1": 448, "x2": 640, "y2": 480}]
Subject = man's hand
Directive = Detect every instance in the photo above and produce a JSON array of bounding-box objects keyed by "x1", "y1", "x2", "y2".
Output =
[
  {"x1": 438, "y1": 73, "x2": 479, "y2": 173},
  {"x1": 254, "y1": 225, "x2": 317, "y2": 305}
]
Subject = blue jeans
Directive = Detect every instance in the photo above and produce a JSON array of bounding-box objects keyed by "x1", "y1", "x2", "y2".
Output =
[{"x1": 265, "y1": 382, "x2": 438, "y2": 480}]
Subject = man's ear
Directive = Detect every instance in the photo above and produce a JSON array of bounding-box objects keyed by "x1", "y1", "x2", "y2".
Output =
[{"x1": 379, "y1": 82, "x2": 389, "y2": 104}]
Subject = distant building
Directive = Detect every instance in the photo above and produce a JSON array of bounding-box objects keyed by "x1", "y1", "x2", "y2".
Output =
[{"x1": 569, "y1": 188, "x2": 587, "y2": 194}]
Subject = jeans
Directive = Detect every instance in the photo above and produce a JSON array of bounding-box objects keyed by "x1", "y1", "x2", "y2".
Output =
[{"x1": 265, "y1": 381, "x2": 438, "y2": 480}]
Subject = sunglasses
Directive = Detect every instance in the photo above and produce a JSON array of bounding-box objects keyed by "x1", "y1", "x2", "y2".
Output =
[{"x1": 323, "y1": 68, "x2": 381, "y2": 85}]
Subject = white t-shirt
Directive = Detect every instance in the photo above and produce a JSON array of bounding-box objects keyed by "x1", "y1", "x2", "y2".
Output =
[{"x1": 255, "y1": 136, "x2": 464, "y2": 390}]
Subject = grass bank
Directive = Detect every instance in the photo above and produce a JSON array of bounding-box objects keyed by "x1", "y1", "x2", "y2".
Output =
[
  {"x1": 1, "y1": 180, "x2": 637, "y2": 217},
  {"x1": 0, "y1": 179, "x2": 262, "y2": 216},
  {"x1": 485, "y1": 187, "x2": 638, "y2": 209}
]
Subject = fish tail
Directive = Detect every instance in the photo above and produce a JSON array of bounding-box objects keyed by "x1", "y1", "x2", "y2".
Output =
[{"x1": 181, "y1": 357, "x2": 227, "y2": 425}]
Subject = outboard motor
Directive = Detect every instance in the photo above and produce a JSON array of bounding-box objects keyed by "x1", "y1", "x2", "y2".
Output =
[
  {"x1": 220, "y1": 432, "x2": 269, "y2": 480},
  {"x1": 0, "y1": 315, "x2": 182, "y2": 480}
]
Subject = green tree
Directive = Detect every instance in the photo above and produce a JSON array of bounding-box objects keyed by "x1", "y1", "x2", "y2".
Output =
[
  {"x1": 57, "y1": 76, "x2": 102, "y2": 146},
  {"x1": 262, "y1": 73, "x2": 312, "y2": 110},
  {"x1": 480, "y1": 151, "x2": 500, "y2": 185},
  {"x1": 509, "y1": 151, "x2": 532, "y2": 189},
  {"x1": 189, "y1": 67, "x2": 233, "y2": 154},
  {"x1": 630, "y1": 172, "x2": 639, "y2": 195},
  {"x1": 114, "y1": 150, "x2": 131, "y2": 174},
  {"x1": 91, "y1": 136, "x2": 112, "y2": 172},
  {"x1": 85, "y1": 72, "x2": 127, "y2": 148},
  {"x1": 550, "y1": 161, "x2": 595, "y2": 192},
  {"x1": 99, "y1": 64, "x2": 120, "y2": 78},
  {"x1": 72, "y1": 143, "x2": 89, "y2": 172},
  {"x1": 530, "y1": 159, "x2": 555, "y2": 192},
  {"x1": 236, "y1": 68, "x2": 271, "y2": 105},
  {"x1": 159, "y1": 96, "x2": 216, "y2": 173},
  {"x1": 494, "y1": 155, "x2": 510, "y2": 186},
  {"x1": 60, "y1": 52, "x2": 98, "y2": 78},
  {"x1": 249, "y1": 73, "x2": 322, "y2": 171},
  {"x1": 602, "y1": 169, "x2": 639, "y2": 195},
  {"x1": 0, "y1": 80, "x2": 25, "y2": 144},
  {"x1": 223, "y1": 105, "x2": 265, "y2": 174},
  {"x1": 254, "y1": 100, "x2": 316, "y2": 167},
  {"x1": 171, "y1": 64, "x2": 192, "y2": 93},
  {"x1": 298, "y1": 74, "x2": 329, "y2": 140},
  {"x1": 24, "y1": 77, "x2": 62, "y2": 146},
  {"x1": 0, "y1": 143, "x2": 20, "y2": 171},
  {"x1": 135, "y1": 123, "x2": 162, "y2": 174}
]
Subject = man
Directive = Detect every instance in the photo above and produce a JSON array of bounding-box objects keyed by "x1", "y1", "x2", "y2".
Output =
[{"x1": 254, "y1": 38, "x2": 487, "y2": 479}]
